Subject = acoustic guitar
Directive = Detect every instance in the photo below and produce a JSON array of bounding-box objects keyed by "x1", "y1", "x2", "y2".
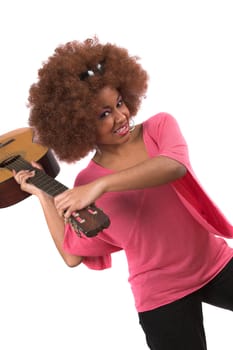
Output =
[{"x1": 0, "y1": 127, "x2": 110, "y2": 237}]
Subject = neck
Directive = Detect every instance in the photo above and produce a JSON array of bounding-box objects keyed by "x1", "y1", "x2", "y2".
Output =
[{"x1": 93, "y1": 124, "x2": 142, "y2": 162}]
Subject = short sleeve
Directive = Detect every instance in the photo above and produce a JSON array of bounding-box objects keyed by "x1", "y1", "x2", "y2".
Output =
[
  {"x1": 63, "y1": 224, "x2": 122, "y2": 270},
  {"x1": 145, "y1": 112, "x2": 191, "y2": 167},
  {"x1": 144, "y1": 113, "x2": 233, "y2": 238}
]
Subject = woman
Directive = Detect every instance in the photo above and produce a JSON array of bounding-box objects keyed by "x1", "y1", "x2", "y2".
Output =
[{"x1": 14, "y1": 37, "x2": 233, "y2": 350}]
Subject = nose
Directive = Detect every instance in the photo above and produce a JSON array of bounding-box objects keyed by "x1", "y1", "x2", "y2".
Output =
[{"x1": 114, "y1": 109, "x2": 126, "y2": 123}]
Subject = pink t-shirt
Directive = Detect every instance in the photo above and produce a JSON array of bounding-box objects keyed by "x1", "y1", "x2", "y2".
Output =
[{"x1": 63, "y1": 113, "x2": 233, "y2": 312}]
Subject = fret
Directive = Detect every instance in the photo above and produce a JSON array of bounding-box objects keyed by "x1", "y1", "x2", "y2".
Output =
[
  {"x1": 0, "y1": 134, "x2": 110, "y2": 237},
  {"x1": 4, "y1": 156, "x2": 66, "y2": 198},
  {"x1": 28, "y1": 171, "x2": 67, "y2": 197}
]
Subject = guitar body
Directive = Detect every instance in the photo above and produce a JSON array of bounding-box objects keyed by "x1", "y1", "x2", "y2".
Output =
[{"x1": 0, "y1": 127, "x2": 59, "y2": 208}]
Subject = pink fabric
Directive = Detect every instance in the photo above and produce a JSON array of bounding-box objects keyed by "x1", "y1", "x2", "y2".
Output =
[{"x1": 63, "y1": 113, "x2": 233, "y2": 312}]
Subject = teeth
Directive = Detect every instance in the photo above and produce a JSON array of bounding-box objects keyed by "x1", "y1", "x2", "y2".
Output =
[{"x1": 114, "y1": 125, "x2": 127, "y2": 134}]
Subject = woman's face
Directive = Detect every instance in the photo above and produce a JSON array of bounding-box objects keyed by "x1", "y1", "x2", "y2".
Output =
[{"x1": 95, "y1": 86, "x2": 131, "y2": 148}]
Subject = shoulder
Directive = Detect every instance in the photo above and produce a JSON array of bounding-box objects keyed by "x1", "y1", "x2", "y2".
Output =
[
  {"x1": 143, "y1": 112, "x2": 177, "y2": 127},
  {"x1": 142, "y1": 112, "x2": 179, "y2": 136}
]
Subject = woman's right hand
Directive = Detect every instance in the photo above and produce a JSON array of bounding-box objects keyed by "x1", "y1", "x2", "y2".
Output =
[{"x1": 13, "y1": 161, "x2": 46, "y2": 197}]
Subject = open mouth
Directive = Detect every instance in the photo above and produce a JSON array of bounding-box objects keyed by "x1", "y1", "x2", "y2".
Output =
[{"x1": 113, "y1": 123, "x2": 129, "y2": 136}]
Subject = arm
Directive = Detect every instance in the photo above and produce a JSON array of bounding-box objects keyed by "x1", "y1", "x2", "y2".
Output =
[
  {"x1": 13, "y1": 164, "x2": 82, "y2": 268},
  {"x1": 37, "y1": 193, "x2": 83, "y2": 267},
  {"x1": 101, "y1": 155, "x2": 186, "y2": 192},
  {"x1": 55, "y1": 155, "x2": 187, "y2": 218}
]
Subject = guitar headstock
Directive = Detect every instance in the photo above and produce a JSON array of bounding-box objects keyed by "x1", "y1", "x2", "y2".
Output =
[{"x1": 68, "y1": 204, "x2": 110, "y2": 237}]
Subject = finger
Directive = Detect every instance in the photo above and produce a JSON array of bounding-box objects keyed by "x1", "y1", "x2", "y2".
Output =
[
  {"x1": 55, "y1": 199, "x2": 74, "y2": 219},
  {"x1": 56, "y1": 201, "x2": 70, "y2": 217},
  {"x1": 54, "y1": 191, "x2": 70, "y2": 209},
  {"x1": 13, "y1": 170, "x2": 29, "y2": 183},
  {"x1": 63, "y1": 207, "x2": 73, "y2": 219},
  {"x1": 31, "y1": 161, "x2": 44, "y2": 171},
  {"x1": 15, "y1": 170, "x2": 35, "y2": 185},
  {"x1": 59, "y1": 209, "x2": 66, "y2": 218}
]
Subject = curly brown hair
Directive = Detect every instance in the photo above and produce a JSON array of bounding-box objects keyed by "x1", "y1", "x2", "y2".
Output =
[{"x1": 28, "y1": 37, "x2": 149, "y2": 162}]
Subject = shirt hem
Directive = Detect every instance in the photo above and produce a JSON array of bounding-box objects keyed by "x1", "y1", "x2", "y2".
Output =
[{"x1": 136, "y1": 252, "x2": 233, "y2": 313}]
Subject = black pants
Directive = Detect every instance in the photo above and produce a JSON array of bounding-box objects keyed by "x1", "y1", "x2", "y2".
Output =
[{"x1": 138, "y1": 258, "x2": 233, "y2": 350}]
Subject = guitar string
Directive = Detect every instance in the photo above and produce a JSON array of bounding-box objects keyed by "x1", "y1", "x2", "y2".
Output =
[
  {"x1": 12, "y1": 157, "x2": 67, "y2": 197},
  {"x1": 1, "y1": 151, "x2": 67, "y2": 197},
  {"x1": 12, "y1": 157, "x2": 95, "y2": 233},
  {"x1": 1, "y1": 152, "x2": 107, "y2": 236},
  {"x1": 13, "y1": 157, "x2": 102, "y2": 225}
]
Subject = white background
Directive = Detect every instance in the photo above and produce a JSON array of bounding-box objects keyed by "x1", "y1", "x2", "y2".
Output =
[{"x1": 1, "y1": 1, "x2": 233, "y2": 349}]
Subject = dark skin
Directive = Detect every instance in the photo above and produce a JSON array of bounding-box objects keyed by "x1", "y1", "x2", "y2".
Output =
[{"x1": 13, "y1": 86, "x2": 186, "y2": 267}]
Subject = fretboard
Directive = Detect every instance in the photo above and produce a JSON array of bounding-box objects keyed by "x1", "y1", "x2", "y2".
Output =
[{"x1": 3, "y1": 155, "x2": 67, "y2": 197}]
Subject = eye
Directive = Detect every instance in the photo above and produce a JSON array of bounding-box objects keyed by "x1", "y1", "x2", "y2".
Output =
[
  {"x1": 98, "y1": 110, "x2": 110, "y2": 120},
  {"x1": 117, "y1": 97, "x2": 124, "y2": 108}
]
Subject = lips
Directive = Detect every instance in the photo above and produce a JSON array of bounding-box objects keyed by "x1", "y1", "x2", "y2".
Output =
[{"x1": 113, "y1": 123, "x2": 129, "y2": 136}]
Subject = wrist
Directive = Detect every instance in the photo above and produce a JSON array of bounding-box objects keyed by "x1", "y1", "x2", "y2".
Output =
[
  {"x1": 37, "y1": 191, "x2": 53, "y2": 204},
  {"x1": 95, "y1": 176, "x2": 109, "y2": 195}
]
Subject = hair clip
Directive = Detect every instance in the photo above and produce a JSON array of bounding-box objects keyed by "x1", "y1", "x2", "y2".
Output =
[{"x1": 79, "y1": 63, "x2": 104, "y2": 81}]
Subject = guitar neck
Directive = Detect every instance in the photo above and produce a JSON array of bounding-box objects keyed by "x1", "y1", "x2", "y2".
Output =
[
  {"x1": 29, "y1": 168, "x2": 68, "y2": 197},
  {"x1": 0, "y1": 125, "x2": 111, "y2": 237},
  {"x1": 4, "y1": 156, "x2": 67, "y2": 197},
  {"x1": 2, "y1": 154, "x2": 110, "y2": 237}
]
